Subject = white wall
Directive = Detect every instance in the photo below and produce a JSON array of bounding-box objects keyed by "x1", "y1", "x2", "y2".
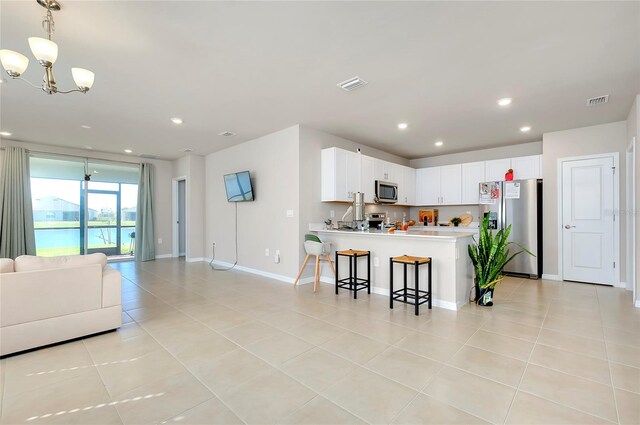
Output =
[
  {"x1": 0, "y1": 139, "x2": 174, "y2": 257},
  {"x1": 205, "y1": 126, "x2": 301, "y2": 278},
  {"x1": 627, "y1": 95, "x2": 640, "y2": 303},
  {"x1": 187, "y1": 155, "x2": 205, "y2": 260},
  {"x1": 542, "y1": 121, "x2": 628, "y2": 282},
  {"x1": 409, "y1": 142, "x2": 542, "y2": 168}
]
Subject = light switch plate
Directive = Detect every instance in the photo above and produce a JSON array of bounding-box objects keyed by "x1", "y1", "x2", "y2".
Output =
[
  {"x1": 157, "y1": 238, "x2": 163, "y2": 244},
  {"x1": 286, "y1": 210, "x2": 294, "y2": 218}
]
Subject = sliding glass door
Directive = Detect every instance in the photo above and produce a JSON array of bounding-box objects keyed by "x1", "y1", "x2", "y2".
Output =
[{"x1": 30, "y1": 155, "x2": 139, "y2": 258}]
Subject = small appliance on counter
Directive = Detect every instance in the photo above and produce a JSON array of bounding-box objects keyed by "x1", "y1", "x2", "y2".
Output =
[
  {"x1": 365, "y1": 212, "x2": 386, "y2": 229},
  {"x1": 339, "y1": 192, "x2": 368, "y2": 231}
]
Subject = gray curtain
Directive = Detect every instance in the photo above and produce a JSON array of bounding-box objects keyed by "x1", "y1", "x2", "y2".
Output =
[
  {"x1": 135, "y1": 162, "x2": 155, "y2": 261},
  {"x1": 0, "y1": 147, "x2": 36, "y2": 258}
]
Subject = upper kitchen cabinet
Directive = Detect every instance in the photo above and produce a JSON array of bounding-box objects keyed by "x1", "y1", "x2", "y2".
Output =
[
  {"x1": 511, "y1": 154, "x2": 542, "y2": 180},
  {"x1": 461, "y1": 161, "x2": 485, "y2": 204},
  {"x1": 360, "y1": 155, "x2": 376, "y2": 203},
  {"x1": 439, "y1": 164, "x2": 462, "y2": 205},
  {"x1": 415, "y1": 164, "x2": 462, "y2": 205},
  {"x1": 398, "y1": 166, "x2": 416, "y2": 205},
  {"x1": 374, "y1": 159, "x2": 398, "y2": 183},
  {"x1": 321, "y1": 147, "x2": 361, "y2": 202},
  {"x1": 484, "y1": 158, "x2": 512, "y2": 182}
]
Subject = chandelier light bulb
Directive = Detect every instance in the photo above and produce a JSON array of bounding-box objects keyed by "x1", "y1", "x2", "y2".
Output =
[
  {"x1": 72, "y1": 68, "x2": 95, "y2": 91},
  {"x1": 28, "y1": 37, "x2": 58, "y2": 66},
  {"x1": 0, "y1": 50, "x2": 29, "y2": 77}
]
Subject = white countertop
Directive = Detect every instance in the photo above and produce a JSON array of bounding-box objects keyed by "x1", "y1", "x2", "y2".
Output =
[{"x1": 316, "y1": 229, "x2": 475, "y2": 240}]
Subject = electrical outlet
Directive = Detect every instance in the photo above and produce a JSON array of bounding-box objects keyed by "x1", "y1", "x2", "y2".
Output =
[
  {"x1": 265, "y1": 248, "x2": 269, "y2": 257},
  {"x1": 330, "y1": 210, "x2": 335, "y2": 218},
  {"x1": 373, "y1": 257, "x2": 380, "y2": 267},
  {"x1": 393, "y1": 212, "x2": 397, "y2": 218},
  {"x1": 274, "y1": 250, "x2": 281, "y2": 264},
  {"x1": 157, "y1": 238, "x2": 163, "y2": 244}
]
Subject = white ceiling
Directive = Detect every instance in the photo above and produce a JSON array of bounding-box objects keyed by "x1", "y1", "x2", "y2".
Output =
[{"x1": 1, "y1": 1, "x2": 638, "y2": 160}]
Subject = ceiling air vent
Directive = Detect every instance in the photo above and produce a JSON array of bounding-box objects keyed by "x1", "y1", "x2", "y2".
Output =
[
  {"x1": 337, "y1": 76, "x2": 368, "y2": 91},
  {"x1": 218, "y1": 131, "x2": 236, "y2": 137},
  {"x1": 139, "y1": 153, "x2": 159, "y2": 159},
  {"x1": 586, "y1": 95, "x2": 609, "y2": 106}
]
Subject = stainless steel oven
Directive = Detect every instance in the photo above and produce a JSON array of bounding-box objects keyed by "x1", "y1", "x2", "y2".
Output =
[{"x1": 375, "y1": 180, "x2": 398, "y2": 204}]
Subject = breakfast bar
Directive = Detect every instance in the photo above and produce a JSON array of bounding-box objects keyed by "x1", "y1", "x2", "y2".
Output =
[{"x1": 315, "y1": 229, "x2": 475, "y2": 310}]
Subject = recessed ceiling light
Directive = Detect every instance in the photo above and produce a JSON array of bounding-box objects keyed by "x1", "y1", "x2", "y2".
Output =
[
  {"x1": 0, "y1": 78, "x2": 5, "y2": 84},
  {"x1": 181, "y1": 148, "x2": 192, "y2": 153},
  {"x1": 170, "y1": 117, "x2": 183, "y2": 125},
  {"x1": 497, "y1": 98, "x2": 512, "y2": 106},
  {"x1": 218, "y1": 131, "x2": 236, "y2": 137},
  {"x1": 124, "y1": 149, "x2": 133, "y2": 153},
  {"x1": 81, "y1": 125, "x2": 91, "y2": 129},
  {"x1": 397, "y1": 123, "x2": 408, "y2": 130},
  {"x1": 85, "y1": 145, "x2": 93, "y2": 150},
  {"x1": 520, "y1": 126, "x2": 531, "y2": 132},
  {"x1": 0, "y1": 131, "x2": 12, "y2": 137},
  {"x1": 434, "y1": 141, "x2": 444, "y2": 147}
]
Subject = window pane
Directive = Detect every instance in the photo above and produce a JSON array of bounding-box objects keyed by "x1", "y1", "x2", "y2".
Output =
[
  {"x1": 88, "y1": 181, "x2": 119, "y2": 191},
  {"x1": 31, "y1": 178, "x2": 81, "y2": 256}
]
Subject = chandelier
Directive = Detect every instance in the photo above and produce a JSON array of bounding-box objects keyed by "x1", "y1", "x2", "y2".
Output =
[{"x1": 0, "y1": 0, "x2": 94, "y2": 95}]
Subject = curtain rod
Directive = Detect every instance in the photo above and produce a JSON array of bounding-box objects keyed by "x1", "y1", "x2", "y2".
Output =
[{"x1": 0, "y1": 146, "x2": 143, "y2": 166}]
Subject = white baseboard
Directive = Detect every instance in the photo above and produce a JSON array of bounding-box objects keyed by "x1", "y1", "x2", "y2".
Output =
[
  {"x1": 155, "y1": 254, "x2": 172, "y2": 259},
  {"x1": 186, "y1": 257, "x2": 205, "y2": 263},
  {"x1": 207, "y1": 259, "x2": 296, "y2": 285},
  {"x1": 541, "y1": 274, "x2": 561, "y2": 281}
]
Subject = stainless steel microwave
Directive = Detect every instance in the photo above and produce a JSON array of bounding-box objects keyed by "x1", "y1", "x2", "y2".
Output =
[{"x1": 375, "y1": 180, "x2": 398, "y2": 204}]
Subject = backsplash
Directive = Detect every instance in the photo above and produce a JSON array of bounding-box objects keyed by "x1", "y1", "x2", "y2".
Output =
[{"x1": 409, "y1": 205, "x2": 483, "y2": 226}]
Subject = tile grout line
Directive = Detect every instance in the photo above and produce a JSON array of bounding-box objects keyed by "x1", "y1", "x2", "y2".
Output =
[
  {"x1": 501, "y1": 277, "x2": 545, "y2": 425},
  {"x1": 80, "y1": 338, "x2": 126, "y2": 425},
  {"x1": 122, "y1": 278, "x2": 249, "y2": 425},
  {"x1": 599, "y1": 286, "x2": 622, "y2": 425}
]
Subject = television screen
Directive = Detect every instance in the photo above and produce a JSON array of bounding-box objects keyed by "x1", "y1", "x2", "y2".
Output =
[{"x1": 223, "y1": 171, "x2": 254, "y2": 202}]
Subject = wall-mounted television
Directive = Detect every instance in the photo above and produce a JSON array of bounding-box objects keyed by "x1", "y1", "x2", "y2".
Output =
[{"x1": 223, "y1": 171, "x2": 254, "y2": 202}]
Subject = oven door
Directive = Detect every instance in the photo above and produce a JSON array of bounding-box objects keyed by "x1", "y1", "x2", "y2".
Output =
[{"x1": 375, "y1": 181, "x2": 398, "y2": 203}]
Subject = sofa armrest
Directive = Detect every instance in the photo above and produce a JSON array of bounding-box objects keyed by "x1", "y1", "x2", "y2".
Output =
[{"x1": 102, "y1": 265, "x2": 122, "y2": 308}]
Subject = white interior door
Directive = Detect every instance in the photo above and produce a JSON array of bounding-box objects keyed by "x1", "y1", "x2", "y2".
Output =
[{"x1": 562, "y1": 156, "x2": 615, "y2": 284}]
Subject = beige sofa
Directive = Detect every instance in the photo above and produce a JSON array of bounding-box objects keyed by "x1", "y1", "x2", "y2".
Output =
[{"x1": 0, "y1": 253, "x2": 122, "y2": 356}]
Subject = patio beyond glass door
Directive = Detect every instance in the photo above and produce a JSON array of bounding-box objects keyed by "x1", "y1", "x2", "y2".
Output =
[{"x1": 86, "y1": 185, "x2": 120, "y2": 256}]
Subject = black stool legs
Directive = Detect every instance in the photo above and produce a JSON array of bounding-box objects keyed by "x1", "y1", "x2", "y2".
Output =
[
  {"x1": 335, "y1": 250, "x2": 370, "y2": 299},
  {"x1": 389, "y1": 256, "x2": 432, "y2": 316}
]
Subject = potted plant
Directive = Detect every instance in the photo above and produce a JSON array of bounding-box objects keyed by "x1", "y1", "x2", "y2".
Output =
[
  {"x1": 450, "y1": 217, "x2": 462, "y2": 227},
  {"x1": 467, "y1": 215, "x2": 533, "y2": 306}
]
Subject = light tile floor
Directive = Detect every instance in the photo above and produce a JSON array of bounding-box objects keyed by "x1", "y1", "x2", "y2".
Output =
[{"x1": 1, "y1": 259, "x2": 639, "y2": 425}]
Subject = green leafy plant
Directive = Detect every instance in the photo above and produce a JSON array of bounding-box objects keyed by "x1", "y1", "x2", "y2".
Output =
[{"x1": 468, "y1": 214, "x2": 534, "y2": 304}]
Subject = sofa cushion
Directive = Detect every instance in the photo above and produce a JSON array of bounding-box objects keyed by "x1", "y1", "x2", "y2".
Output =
[
  {"x1": 14, "y1": 253, "x2": 108, "y2": 272},
  {"x1": 0, "y1": 259, "x2": 14, "y2": 273}
]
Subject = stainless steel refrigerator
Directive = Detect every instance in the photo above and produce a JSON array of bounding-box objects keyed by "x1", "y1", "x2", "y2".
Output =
[{"x1": 478, "y1": 179, "x2": 542, "y2": 278}]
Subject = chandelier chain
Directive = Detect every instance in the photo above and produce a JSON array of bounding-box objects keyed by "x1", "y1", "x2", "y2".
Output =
[{"x1": 42, "y1": 3, "x2": 55, "y2": 40}]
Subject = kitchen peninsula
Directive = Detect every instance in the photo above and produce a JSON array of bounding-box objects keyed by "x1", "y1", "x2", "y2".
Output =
[{"x1": 315, "y1": 229, "x2": 475, "y2": 310}]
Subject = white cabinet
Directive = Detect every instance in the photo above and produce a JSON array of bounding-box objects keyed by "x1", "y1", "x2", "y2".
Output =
[
  {"x1": 360, "y1": 155, "x2": 375, "y2": 203},
  {"x1": 485, "y1": 158, "x2": 511, "y2": 182},
  {"x1": 374, "y1": 160, "x2": 398, "y2": 182},
  {"x1": 416, "y1": 167, "x2": 441, "y2": 205},
  {"x1": 461, "y1": 161, "x2": 485, "y2": 204},
  {"x1": 511, "y1": 154, "x2": 542, "y2": 180},
  {"x1": 415, "y1": 165, "x2": 462, "y2": 205},
  {"x1": 439, "y1": 164, "x2": 462, "y2": 205},
  {"x1": 397, "y1": 166, "x2": 416, "y2": 205},
  {"x1": 321, "y1": 147, "x2": 361, "y2": 202}
]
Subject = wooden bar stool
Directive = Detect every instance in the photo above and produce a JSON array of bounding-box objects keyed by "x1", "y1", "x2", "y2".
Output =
[
  {"x1": 389, "y1": 255, "x2": 432, "y2": 315},
  {"x1": 335, "y1": 249, "x2": 370, "y2": 299},
  {"x1": 293, "y1": 234, "x2": 335, "y2": 292}
]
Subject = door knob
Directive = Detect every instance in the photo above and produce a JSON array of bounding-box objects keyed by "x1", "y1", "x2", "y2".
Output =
[{"x1": 564, "y1": 225, "x2": 576, "y2": 229}]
